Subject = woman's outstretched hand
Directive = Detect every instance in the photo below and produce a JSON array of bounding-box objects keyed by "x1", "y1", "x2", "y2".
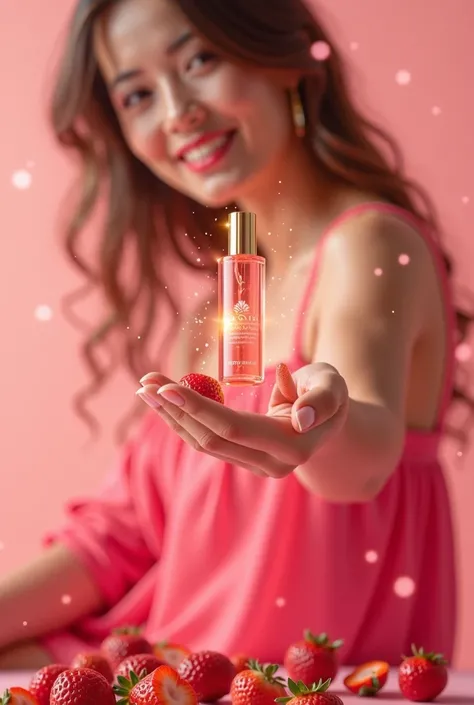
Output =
[{"x1": 137, "y1": 363, "x2": 348, "y2": 478}]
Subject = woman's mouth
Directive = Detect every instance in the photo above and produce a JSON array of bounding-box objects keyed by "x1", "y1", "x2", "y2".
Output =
[{"x1": 178, "y1": 130, "x2": 236, "y2": 174}]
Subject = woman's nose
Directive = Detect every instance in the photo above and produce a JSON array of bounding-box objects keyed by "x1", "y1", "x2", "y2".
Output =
[{"x1": 161, "y1": 83, "x2": 206, "y2": 134}]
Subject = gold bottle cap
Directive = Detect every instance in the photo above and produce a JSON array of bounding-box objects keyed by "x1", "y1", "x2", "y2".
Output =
[{"x1": 228, "y1": 212, "x2": 257, "y2": 255}]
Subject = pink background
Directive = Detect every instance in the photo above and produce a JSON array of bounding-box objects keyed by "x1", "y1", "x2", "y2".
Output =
[{"x1": 0, "y1": 0, "x2": 473, "y2": 667}]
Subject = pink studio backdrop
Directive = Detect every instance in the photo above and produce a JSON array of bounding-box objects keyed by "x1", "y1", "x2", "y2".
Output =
[{"x1": 1, "y1": 0, "x2": 473, "y2": 667}]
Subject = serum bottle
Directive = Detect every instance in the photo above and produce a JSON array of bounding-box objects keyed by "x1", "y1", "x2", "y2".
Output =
[{"x1": 218, "y1": 211, "x2": 265, "y2": 385}]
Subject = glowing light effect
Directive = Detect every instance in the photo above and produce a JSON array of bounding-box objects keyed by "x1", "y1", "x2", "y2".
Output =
[
  {"x1": 393, "y1": 576, "x2": 416, "y2": 598},
  {"x1": 12, "y1": 169, "x2": 32, "y2": 190},
  {"x1": 395, "y1": 70, "x2": 412, "y2": 86}
]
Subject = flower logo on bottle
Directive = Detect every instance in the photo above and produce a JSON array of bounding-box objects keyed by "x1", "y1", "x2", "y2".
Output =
[{"x1": 233, "y1": 300, "x2": 250, "y2": 319}]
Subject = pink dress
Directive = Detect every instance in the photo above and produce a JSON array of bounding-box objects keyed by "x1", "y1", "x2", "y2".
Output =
[{"x1": 42, "y1": 203, "x2": 457, "y2": 665}]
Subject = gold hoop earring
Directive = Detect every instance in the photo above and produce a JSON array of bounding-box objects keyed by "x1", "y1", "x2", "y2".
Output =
[{"x1": 290, "y1": 88, "x2": 306, "y2": 138}]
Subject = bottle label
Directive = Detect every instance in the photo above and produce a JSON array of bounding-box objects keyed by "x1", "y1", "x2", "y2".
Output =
[
  {"x1": 218, "y1": 258, "x2": 264, "y2": 381},
  {"x1": 224, "y1": 300, "x2": 259, "y2": 357}
]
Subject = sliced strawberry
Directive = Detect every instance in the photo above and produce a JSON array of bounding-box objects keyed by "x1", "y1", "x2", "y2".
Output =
[
  {"x1": 115, "y1": 664, "x2": 198, "y2": 705},
  {"x1": 179, "y1": 373, "x2": 224, "y2": 404},
  {"x1": 148, "y1": 666, "x2": 198, "y2": 705},
  {"x1": 344, "y1": 660, "x2": 389, "y2": 696},
  {"x1": 1, "y1": 688, "x2": 40, "y2": 705},
  {"x1": 153, "y1": 641, "x2": 191, "y2": 669}
]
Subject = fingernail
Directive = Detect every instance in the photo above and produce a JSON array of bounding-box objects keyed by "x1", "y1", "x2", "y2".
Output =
[
  {"x1": 296, "y1": 406, "x2": 315, "y2": 432},
  {"x1": 159, "y1": 389, "x2": 185, "y2": 407},
  {"x1": 136, "y1": 388, "x2": 162, "y2": 409}
]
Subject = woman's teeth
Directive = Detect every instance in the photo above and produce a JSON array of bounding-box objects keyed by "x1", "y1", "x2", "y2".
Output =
[{"x1": 182, "y1": 134, "x2": 230, "y2": 163}]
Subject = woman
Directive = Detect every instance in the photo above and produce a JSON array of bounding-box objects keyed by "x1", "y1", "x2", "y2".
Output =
[{"x1": 0, "y1": 0, "x2": 461, "y2": 669}]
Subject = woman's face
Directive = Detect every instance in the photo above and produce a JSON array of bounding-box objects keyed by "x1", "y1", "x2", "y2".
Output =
[{"x1": 95, "y1": 0, "x2": 296, "y2": 207}]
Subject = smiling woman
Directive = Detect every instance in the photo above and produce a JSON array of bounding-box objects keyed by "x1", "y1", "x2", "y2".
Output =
[{"x1": 0, "y1": 0, "x2": 466, "y2": 674}]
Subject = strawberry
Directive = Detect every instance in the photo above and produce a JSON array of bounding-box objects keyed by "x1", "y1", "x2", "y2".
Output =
[
  {"x1": 398, "y1": 645, "x2": 448, "y2": 702},
  {"x1": 114, "y1": 664, "x2": 198, "y2": 705},
  {"x1": 101, "y1": 626, "x2": 153, "y2": 669},
  {"x1": 29, "y1": 664, "x2": 69, "y2": 705},
  {"x1": 344, "y1": 660, "x2": 389, "y2": 696},
  {"x1": 153, "y1": 641, "x2": 191, "y2": 669},
  {"x1": 230, "y1": 660, "x2": 287, "y2": 705},
  {"x1": 1, "y1": 688, "x2": 40, "y2": 705},
  {"x1": 230, "y1": 654, "x2": 252, "y2": 674},
  {"x1": 70, "y1": 652, "x2": 113, "y2": 682},
  {"x1": 115, "y1": 653, "x2": 163, "y2": 681},
  {"x1": 284, "y1": 631, "x2": 343, "y2": 685},
  {"x1": 177, "y1": 650, "x2": 235, "y2": 702},
  {"x1": 275, "y1": 678, "x2": 343, "y2": 705},
  {"x1": 179, "y1": 373, "x2": 224, "y2": 404},
  {"x1": 49, "y1": 668, "x2": 115, "y2": 705}
]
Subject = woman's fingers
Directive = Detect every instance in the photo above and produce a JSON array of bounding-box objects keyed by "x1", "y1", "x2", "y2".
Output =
[
  {"x1": 139, "y1": 384, "x2": 294, "y2": 478},
  {"x1": 291, "y1": 364, "x2": 348, "y2": 433}
]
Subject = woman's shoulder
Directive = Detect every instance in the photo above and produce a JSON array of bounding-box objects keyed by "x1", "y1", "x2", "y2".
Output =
[{"x1": 316, "y1": 197, "x2": 444, "y2": 287}]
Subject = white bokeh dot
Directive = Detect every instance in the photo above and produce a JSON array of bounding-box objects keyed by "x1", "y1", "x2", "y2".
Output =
[
  {"x1": 62, "y1": 594, "x2": 72, "y2": 605},
  {"x1": 431, "y1": 106, "x2": 442, "y2": 116},
  {"x1": 398, "y1": 253, "x2": 410, "y2": 266},
  {"x1": 12, "y1": 170, "x2": 32, "y2": 190},
  {"x1": 23, "y1": 621, "x2": 28, "y2": 627},
  {"x1": 455, "y1": 342, "x2": 472, "y2": 362},
  {"x1": 275, "y1": 597, "x2": 286, "y2": 608},
  {"x1": 394, "y1": 576, "x2": 416, "y2": 598},
  {"x1": 34, "y1": 305, "x2": 53, "y2": 322},
  {"x1": 310, "y1": 41, "x2": 331, "y2": 61},
  {"x1": 350, "y1": 41, "x2": 359, "y2": 51},
  {"x1": 395, "y1": 70, "x2": 412, "y2": 86},
  {"x1": 365, "y1": 550, "x2": 379, "y2": 564},
  {"x1": 374, "y1": 268, "x2": 383, "y2": 277},
  {"x1": 462, "y1": 196, "x2": 470, "y2": 205}
]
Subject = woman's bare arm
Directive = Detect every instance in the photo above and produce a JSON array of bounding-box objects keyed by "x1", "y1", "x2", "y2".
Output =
[{"x1": 0, "y1": 543, "x2": 103, "y2": 651}]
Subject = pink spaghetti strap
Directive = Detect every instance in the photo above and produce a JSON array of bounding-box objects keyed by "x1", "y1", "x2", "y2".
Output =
[{"x1": 292, "y1": 201, "x2": 456, "y2": 427}]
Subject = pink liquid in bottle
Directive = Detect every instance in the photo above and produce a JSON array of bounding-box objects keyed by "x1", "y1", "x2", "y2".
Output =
[{"x1": 218, "y1": 212, "x2": 265, "y2": 386}]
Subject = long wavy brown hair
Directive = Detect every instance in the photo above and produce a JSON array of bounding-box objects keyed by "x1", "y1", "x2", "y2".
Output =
[{"x1": 51, "y1": 0, "x2": 473, "y2": 441}]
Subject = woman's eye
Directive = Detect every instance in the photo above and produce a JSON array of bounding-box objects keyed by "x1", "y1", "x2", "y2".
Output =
[
  {"x1": 188, "y1": 52, "x2": 217, "y2": 71},
  {"x1": 122, "y1": 89, "x2": 152, "y2": 110}
]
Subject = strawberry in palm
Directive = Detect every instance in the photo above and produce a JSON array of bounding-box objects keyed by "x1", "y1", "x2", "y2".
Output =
[
  {"x1": 230, "y1": 660, "x2": 287, "y2": 705},
  {"x1": 398, "y1": 645, "x2": 448, "y2": 702},
  {"x1": 179, "y1": 373, "x2": 224, "y2": 404},
  {"x1": 284, "y1": 631, "x2": 343, "y2": 684}
]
